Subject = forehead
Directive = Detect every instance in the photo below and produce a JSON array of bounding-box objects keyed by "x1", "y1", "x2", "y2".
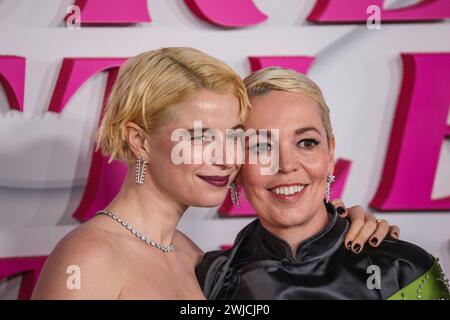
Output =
[
  {"x1": 245, "y1": 90, "x2": 323, "y2": 131},
  {"x1": 171, "y1": 89, "x2": 241, "y2": 128}
]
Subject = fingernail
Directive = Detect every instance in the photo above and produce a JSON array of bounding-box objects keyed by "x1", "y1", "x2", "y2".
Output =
[
  {"x1": 346, "y1": 241, "x2": 352, "y2": 250},
  {"x1": 353, "y1": 244, "x2": 361, "y2": 253},
  {"x1": 337, "y1": 206, "x2": 346, "y2": 216},
  {"x1": 370, "y1": 238, "x2": 378, "y2": 245}
]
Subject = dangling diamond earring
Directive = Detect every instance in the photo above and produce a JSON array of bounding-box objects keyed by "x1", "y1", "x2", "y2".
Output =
[
  {"x1": 229, "y1": 182, "x2": 240, "y2": 208},
  {"x1": 135, "y1": 156, "x2": 148, "y2": 185},
  {"x1": 326, "y1": 174, "x2": 335, "y2": 203}
]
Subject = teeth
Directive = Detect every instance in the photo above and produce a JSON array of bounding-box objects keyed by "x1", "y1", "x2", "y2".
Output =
[{"x1": 271, "y1": 185, "x2": 305, "y2": 196}]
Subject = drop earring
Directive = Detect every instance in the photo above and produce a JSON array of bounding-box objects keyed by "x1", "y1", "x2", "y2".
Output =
[
  {"x1": 229, "y1": 182, "x2": 240, "y2": 208},
  {"x1": 135, "y1": 156, "x2": 148, "y2": 185},
  {"x1": 326, "y1": 174, "x2": 335, "y2": 203}
]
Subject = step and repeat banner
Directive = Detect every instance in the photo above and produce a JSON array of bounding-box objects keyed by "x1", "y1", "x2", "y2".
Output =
[{"x1": 0, "y1": 0, "x2": 449, "y2": 299}]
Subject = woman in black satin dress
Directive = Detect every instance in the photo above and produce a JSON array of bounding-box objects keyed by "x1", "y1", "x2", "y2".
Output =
[{"x1": 195, "y1": 67, "x2": 450, "y2": 300}]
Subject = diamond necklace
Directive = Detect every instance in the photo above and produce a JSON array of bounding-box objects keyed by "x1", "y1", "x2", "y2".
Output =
[{"x1": 96, "y1": 210, "x2": 174, "y2": 253}]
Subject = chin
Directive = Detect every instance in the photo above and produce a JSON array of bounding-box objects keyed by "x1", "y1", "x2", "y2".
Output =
[
  {"x1": 266, "y1": 208, "x2": 311, "y2": 228},
  {"x1": 190, "y1": 194, "x2": 227, "y2": 208}
]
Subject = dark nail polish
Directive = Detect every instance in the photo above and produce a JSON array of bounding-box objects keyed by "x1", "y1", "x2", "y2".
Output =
[
  {"x1": 370, "y1": 238, "x2": 378, "y2": 245},
  {"x1": 337, "y1": 206, "x2": 346, "y2": 216},
  {"x1": 346, "y1": 241, "x2": 352, "y2": 250},
  {"x1": 353, "y1": 244, "x2": 361, "y2": 253}
]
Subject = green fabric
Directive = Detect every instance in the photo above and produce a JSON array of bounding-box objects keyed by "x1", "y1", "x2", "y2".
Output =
[{"x1": 388, "y1": 259, "x2": 450, "y2": 300}]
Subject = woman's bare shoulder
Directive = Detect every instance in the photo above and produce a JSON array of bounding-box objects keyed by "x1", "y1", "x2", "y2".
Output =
[
  {"x1": 31, "y1": 224, "x2": 123, "y2": 299},
  {"x1": 173, "y1": 230, "x2": 204, "y2": 266}
]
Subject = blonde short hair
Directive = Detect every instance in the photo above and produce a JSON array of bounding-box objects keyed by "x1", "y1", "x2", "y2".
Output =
[
  {"x1": 96, "y1": 47, "x2": 250, "y2": 164},
  {"x1": 244, "y1": 66, "x2": 333, "y2": 144}
]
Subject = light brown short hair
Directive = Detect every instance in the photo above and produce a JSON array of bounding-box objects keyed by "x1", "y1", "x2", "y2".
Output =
[{"x1": 244, "y1": 66, "x2": 333, "y2": 144}]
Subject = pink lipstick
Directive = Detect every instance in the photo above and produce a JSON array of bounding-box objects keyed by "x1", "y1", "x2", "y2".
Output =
[{"x1": 197, "y1": 175, "x2": 230, "y2": 187}]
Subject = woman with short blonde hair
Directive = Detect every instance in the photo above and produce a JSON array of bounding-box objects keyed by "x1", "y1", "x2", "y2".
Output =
[
  {"x1": 196, "y1": 66, "x2": 450, "y2": 300},
  {"x1": 97, "y1": 47, "x2": 250, "y2": 165}
]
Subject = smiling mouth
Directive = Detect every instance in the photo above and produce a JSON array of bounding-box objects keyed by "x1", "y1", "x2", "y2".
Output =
[
  {"x1": 268, "y1": 184, "x2": 307, "y2": 200},
  {"x1": 197, "y1": 175, "x2": 230, "y2": 187}
]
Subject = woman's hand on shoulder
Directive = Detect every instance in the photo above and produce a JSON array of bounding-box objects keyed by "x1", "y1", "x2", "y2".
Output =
[{"x1": 332, "y1": 199, "x2": 400, "y2": 254}]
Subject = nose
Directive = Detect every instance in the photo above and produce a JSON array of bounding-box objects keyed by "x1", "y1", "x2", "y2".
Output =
[
  {"x1": 210, "y1": 155, "x2": 234, "y2": 169},
  {"x1": 205, "y1": 130, "x2": 239, "y2": 169},
  {"x1": 278, "y1": 144, "x2": 299, "y2": 174},
  {"x1": 213, "y1": 161, "x2": 234, "y2": 171}
]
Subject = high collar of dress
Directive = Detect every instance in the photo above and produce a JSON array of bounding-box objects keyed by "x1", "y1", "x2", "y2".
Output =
[{"x1": 249, "y1": 201, "x2": 348, "y2": 263}]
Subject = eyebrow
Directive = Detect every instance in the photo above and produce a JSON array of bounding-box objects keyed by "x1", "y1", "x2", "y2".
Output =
[
  {"x1": 187, "y1": 124, "x2": 244, "y2": 134},
  {"x1": 246, "y1": 129, "x2": 272, "y2": 138},
  {"x1": 246, "y1": 127, "x2": 320, "y2": 138},
  {"x1": 295, "y1": 127, "x2": 321, "y2": 135}
]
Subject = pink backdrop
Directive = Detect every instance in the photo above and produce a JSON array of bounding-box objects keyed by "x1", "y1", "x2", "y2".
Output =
[{"x1": 0, "y1": 0, "x2": 449, "y2": 299}]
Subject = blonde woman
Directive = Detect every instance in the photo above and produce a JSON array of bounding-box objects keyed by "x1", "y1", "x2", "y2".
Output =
[
  {"x1": 196, "y1": 67, "x2": 450, "y2": 300},
  {"x1": 32, "y1": 48, "x2": 398, "y2": 299}
]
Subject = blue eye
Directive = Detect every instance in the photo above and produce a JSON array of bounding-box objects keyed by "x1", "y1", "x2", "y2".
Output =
[
  {"x1": 191, "y1": 135, "x2": 208, "y2": 144},
  {"x1": 298, "y1": 139, "x2": 319, "y2": 150},
  {"x1": 226, "y1": 132, "x2": 240, "y2": 141},
  {"x1": 249, "y1": 143, "x2": 272, "y2": 153}
]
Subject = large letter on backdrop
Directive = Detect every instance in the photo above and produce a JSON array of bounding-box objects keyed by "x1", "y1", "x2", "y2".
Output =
[
  {"x1": 67, "y1": 0, "x2": 151, "y2": 24},
  {"x1": 0, "y1": 55, "x2": 25, "y2": 112},
  {"x1": 48, "y1": 58, "x2": 125, "y2": 113},
  {"x1": 219, "y1": 56, "x2": 352, "y2": 217},
  {"x1": 370, "y1": 53, "x2": 450, "y2": 211},
  {"x1": 0, "y1": 256, "x2": 47, "y2": 300},
  {"x1": 49, "y1": 58, "x2": 128, "y2": 222},
  {"x1": 184, "y1": 0, "x2": 267, "y2": 27},
  {"x1": 308, "y1": 0, "x2": 450, "y2": 23}
]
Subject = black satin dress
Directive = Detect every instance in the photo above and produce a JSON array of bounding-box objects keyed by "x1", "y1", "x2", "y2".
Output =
[{"x1": 195, "y1": 203, "x2": 435, "y2": 300}]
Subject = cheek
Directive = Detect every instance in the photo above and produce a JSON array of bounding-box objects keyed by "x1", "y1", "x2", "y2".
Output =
[
  {"x1": 152, "y1": 135, "x2": 174, "y2": 158},
  {"x1": 241, "y1": 164, "x2": 264, "y2": 188},
  {"x1": 302, "y1": 148, "x2": 330, "y2": 180},
  {"x1": 302, "y1": 154, "x2": 330, "y2": 203},
  {"x1": 241, "y1": 164, "x2": 271, "y2": 203},
  {"x1": 308, "y1": 160, "x2": 329, "y2": 182},
  {"x1": 149, "y1": 140, "x2": 193, "y2": 181}
]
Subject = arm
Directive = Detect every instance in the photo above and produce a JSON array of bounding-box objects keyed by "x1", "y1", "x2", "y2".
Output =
[{"x1": 388, "y1": 258, "x2": 450, "y2": 300}]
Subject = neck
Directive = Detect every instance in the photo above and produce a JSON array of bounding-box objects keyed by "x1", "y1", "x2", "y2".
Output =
[
  {"x1": 260, "y1": 204, "x2": 331, "y2": 259},
  {"x1": 104, "y1": 168, "x2": 187, "y2": 245}
]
